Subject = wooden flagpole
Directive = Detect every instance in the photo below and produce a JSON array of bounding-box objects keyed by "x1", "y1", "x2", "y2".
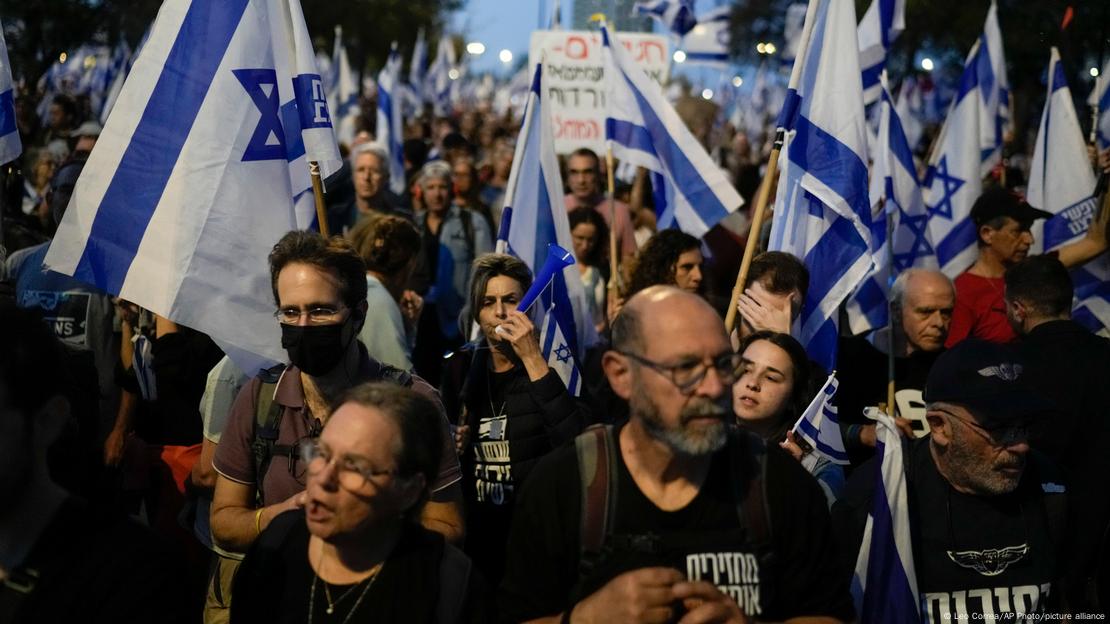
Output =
[{"x1": 724, "y1": 0, "x2": 820, "y2": 334}]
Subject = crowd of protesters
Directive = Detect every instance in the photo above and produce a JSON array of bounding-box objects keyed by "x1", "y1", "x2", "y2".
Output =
[{"x1": 1, "y1": 79, "x2": 1109, "y2": 624}]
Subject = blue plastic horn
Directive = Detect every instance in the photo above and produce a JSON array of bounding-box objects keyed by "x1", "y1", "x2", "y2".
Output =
[{"x1": 516, "y1": 244, "x2": 575, "y2": 313}]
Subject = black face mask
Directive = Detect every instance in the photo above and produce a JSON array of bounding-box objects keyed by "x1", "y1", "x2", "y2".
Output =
[{"x1": 281, "y1": 320, "x2": 351, "y2": 376}]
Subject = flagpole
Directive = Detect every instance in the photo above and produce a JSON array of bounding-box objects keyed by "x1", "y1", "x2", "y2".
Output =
[
  {"x1": 884, "y1": 196, "x2": 896, "y2": 416},
  {"x1": 309, "y1": 161, "x2": 330, "y2": 236},
  {"x1": 724, "y1": 0, "x2": 820, "y2": 334},
  {"x1": 606, "y1": 144, "x2": 620, "y2": 294}
]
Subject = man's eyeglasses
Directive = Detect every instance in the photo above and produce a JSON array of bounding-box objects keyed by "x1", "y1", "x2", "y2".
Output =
[
  {"x1": 273, "y1": 305, "x2": 347, "y2": 325},
  {"x1": 299, "y1": 439, "x2": 398, "y2": 491},
  {"x1": 616, "y1": 350, "x2": 744, "y2": 394},
  {"x1": 935, "y1": 409, "x2": 1029, "y2": 447}
]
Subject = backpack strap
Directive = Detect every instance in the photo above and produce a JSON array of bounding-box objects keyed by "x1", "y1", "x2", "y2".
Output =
[
  {"x1": 729, "y1": 428, "x2": 773, "y2": 550},
  {"x1": 459, "y1": 208, "x2": 475, "y2": 260},
  {"x1": 436, "y1": 544, "x2": 473, "y2": 624},
  {"x1": 249, "y1": 380, "x2": 284, "y2": 507},
  {"x1": 576, "y1": 424, "x2": 618, "y2": 557},
  {"x1": 377, "y1": 362, "x2": 415, "y2": 388}
]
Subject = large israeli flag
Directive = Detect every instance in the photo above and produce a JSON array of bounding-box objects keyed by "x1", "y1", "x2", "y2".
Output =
[
  {"x1": 768, "y1": 0, "x2": 873, "y2": 373},
  {"x1": 791, "y1": 372, "x2": 849, "y2": 465},
  {"x1": 329, "y1": 26, "x2": 359, "y2": 147},
  {"x1": 426, "y1": 36, "x2": 456, "y2": 117},
  {"x1": 977, "y1": 1, "x2": 1010, "y2": 168},
  {"x1": 847, "y1": 78, "x2": 936, "y2": 334},
  {"x1": 404, "y1": 28, "x2": 428, "y2": 114},
  {"x1": 376, "y1": 45, "x2": 406, "y2": 196},
  {"x1": 0, "y1": 18, "x2": 22, "y2": 166},
  {"x1": 1027, "y1": 48, "x2": 1110, "y2": 333},
  {"x1": 634, "y1": 0, "x2": 697, "y2": 38},
  {"x1": 601, "y1": 22, "x2": 743, "y2": 237},
  {"x1": 857, "y1": 0, "x2": 904, "y2": 105},
  {"x1": 923, "y1": 42, "x2": 985, "y2": 278},
  {"x1": 44, "y1": 0, "x2": 340, "y2": 376},
  {"x1": 497, "y1": 64, "x2": 595, "y2": 396},
  {"x1": 851, "y1": 412, "x2": 920, "y2": 623}
]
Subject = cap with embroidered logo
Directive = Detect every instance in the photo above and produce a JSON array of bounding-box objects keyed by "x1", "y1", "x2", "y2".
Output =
[{"x1": 924, "y1": 339, "x2": 1053, "y2": 423}]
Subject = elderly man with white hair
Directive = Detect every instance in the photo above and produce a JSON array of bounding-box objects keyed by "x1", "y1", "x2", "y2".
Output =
[
  {"x1": 837, "y1": 269, "x2": 956, "y2": 465},
  {"x1": 328, "y1": 143, "x2": 413, "y2": 232},
  {"x1": 409, "y1": 161, "x2": 493, "y2": 386}
]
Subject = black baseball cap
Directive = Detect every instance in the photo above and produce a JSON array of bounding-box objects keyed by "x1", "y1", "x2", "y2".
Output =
[
  {"x1": 970, "y1": 187, "x2": 1052, "y2": 229},
  {"x1": 923, "y1": 339, "x2": 1053, "y2": 424}
]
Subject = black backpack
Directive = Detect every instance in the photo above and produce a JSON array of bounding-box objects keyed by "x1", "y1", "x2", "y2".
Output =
[{"x1": 248, "y1": 365, "x2": 414, "y2": 506}]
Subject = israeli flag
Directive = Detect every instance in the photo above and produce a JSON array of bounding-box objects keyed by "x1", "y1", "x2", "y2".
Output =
[
  {"x1": 426, "y1": 36, "x2": 457, "y2": 117},
  {"x1": 1027, "y1": 48, "x2": 1110, "y2": 333},
  {"x1": 329, "y1": 26, "x2": 359, "y2": 147},
  {"x1": 847, "y1": 77, "x2": 936, "y2": 335},
  {"x1": 893, "y1": 77, "x2": 924, "y2": 153},
  {"x1": 791, "y1": 372, "x2": 849, "y2": 465},
  {"x1": 976, "y1": 0, "x2": 1010, "y2": 168},
  {"x1": 768, "y1": 0, "x2": 873, "y2": 373},
  {"x1": 0, "y1": 18, "x2": 22, "y2": 166},
  {"x1": 851, "y1": 412, "x2": 920, "y2": 623},
  {"x1": 857, "y1": 0, "x2": 904, "y2": 105},
  {"x1": 406, "y1": 28, "x2": 428, "y2": 113},
  {"x1": 677, "y1": 6, "x2": 731, "y2": 67},
  {"x1": 923, "y1": 41, "x2": 985, "y2": 278},
  {"x1": 44, "y1": 0, "x2": 340, "y2": 376},
  {"x1": 601, "y1": 22, "x2": 743, "y2": 238},
  {"x1": 497, "y1": 64, "x2": 596, "y2": 396},
  {"x1": 634, "y1": 0, "x2": 698, "y2": 38},
  {"x1": 376, "y1": 45, "x2": 406, "y2": 196},
  {"x1": 1087, "y1": 65, "x2": 1110, "y2": 149}
]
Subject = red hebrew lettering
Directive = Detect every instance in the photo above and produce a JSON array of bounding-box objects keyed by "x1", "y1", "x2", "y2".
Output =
[{"x1": 565, "y1": 35, "x2": 589, "y2": 60}]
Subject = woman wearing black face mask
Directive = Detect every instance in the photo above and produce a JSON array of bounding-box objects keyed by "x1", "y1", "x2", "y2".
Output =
[
  {"x1": 207, "y1": 232, "x2": 464, "y2": 614},
  {"x1": 439, "y1": 253, "x2": 591, "y2": 592}
]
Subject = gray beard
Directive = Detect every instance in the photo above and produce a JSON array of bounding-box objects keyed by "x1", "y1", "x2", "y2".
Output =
[
  {"x1": 631, "y1": 379, "x2": 729, "y2": 457},
  {"x1": 941, "y1": 427, "x2": 1024, "y2": 496}
]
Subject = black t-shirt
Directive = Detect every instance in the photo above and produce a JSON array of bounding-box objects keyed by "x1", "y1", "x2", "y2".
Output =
[
  {"x1": 0, "y1": 497, "x2": 191, "y2": 623},
  {"x1": 231, "y1": 510, "x2": 484, "y2": 624},
  {"x1": 833, "y1": 437, "x2": 1061, "y2": 623},
  {"x1": 497, "y1": 426, "x2": 854, "y2": 623}
]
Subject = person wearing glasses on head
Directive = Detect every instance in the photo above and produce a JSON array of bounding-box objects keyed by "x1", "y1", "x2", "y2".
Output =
[
  {"x1": 498, "y1": 286, "x2": 855, "y2": 624},
  {"x1": 833, "y1": 339, "x2": 1064, "y2": 623},
  {"x1": 208, "y1": 231, "x2": 464, "y2": 620},
  {"x1": 230, "y1": 383, "x2": 484, "y2": 623}
]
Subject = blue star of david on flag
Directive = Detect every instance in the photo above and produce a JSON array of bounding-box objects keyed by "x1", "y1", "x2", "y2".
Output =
[
  {"x1": 554, "y1": 343, "x2": 573, "y2": 363},
  {"x1": 925, "y1": 155, "x2": 964, "y2": 220},
  {"x1": 235, "y1": 68, "x2": 286, "y2": 162},
  {"x1": 893, "y1": 210, "x2": 934, "y2": 273}
]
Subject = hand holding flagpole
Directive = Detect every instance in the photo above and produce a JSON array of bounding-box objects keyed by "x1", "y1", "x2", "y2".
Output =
[{"x1": 725, "y1": 0, "x2": 820, "y2": 334}]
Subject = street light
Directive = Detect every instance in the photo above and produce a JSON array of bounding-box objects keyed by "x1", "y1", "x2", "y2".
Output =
[
  {"x1": 701, "y1": 88, "x2": 714, "y2": 100},
  {"x1": 448, "y1": 68, "x2": 460, "y2": 80},
  {"x1": 756, "y1": 43, "x2": 766, "y2": 54},
  {"x1": 1091, "y1": 67, "x2": 1101, "y2": 78},
  {"x1": 499, "y1": 49, "x2": 513, "y2": 64},
  {"x1": 921, "y1": 57, "x2": 934, "y2": 71},
  {"x1": 732, "y1": 76, "x2": 743, "y2": 88},
  {"x1": 466, "y1": 42, "x2": 486, "y2": 56},
  {"x1": 764, "y1": 43, "x2": 777, "y2": 55},
  {"x1": 673, "y1": 50, "x2": 687, "y2": 63}
]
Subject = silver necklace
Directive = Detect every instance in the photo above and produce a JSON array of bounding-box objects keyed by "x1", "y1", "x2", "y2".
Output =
[{"x1": 308, "y1": 550, "x2": 384, "y2": 623}]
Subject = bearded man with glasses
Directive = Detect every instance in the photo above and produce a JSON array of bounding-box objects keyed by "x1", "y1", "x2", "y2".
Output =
[
  {"x1": 833, "y1": 339, "x2": 1066, "y2": 623},
  {"x1": 207, "y1": 231, "x2": 463, "y2": 621},
  {"x1": 499, "y1": 286, "x2": 854, "y2": 624}
]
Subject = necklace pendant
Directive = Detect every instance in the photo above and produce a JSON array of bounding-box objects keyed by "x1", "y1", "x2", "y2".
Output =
[{"x1": 326, "y1": 606, "x2": 334, "y2": 615}]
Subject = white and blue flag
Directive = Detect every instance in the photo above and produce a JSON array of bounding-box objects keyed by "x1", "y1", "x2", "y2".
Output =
[
  {"x1": 0, "y1": 18, "x2": 22, "y2": 166},
  {"x1": 405, "y1": 28, "x2": 428, "y2": 113},
  {"x1": 677, "y1": 6, "x2": 730, "y2": 67},
  {"x1": 45, "y1": 0, "x2": 341, "y2": 376},
  {"x1": 426, "y1": 36, "x2": 457, "y2": 117},
  {"x1": 496, "y1": 63, "x2": 595, "y2": 396},
  {"x1": 329, "y1": 26, "x2": 359, "y2": 147},
  {"x1": 768, "y1": 0, "x2": 873, "y2": 373},
  {"x1": 857, "y1": 0, "x2": 904, "y2": 105},
  {"x1": 976, "y1": 0, "x2": 1010, "y2": 168},
  {"x1": 376, "y1": 45, "x2": 406, "y2": 196},
  {"x1": 634, "y1": 0, "x2": 698, "y2": 38},
  {"x1": 1027, "y1": 48, "x2": 1110, "y2": 333},
  {"x1": 601, "y1": 21, "x2": 742, "y2": 237},
  {"x1": 847, "y1": 76, "x2": 936, "y2": 334},
  {"x1": 791, "y1": 372, "x2": 849, "y2": 465},
  {"x1": 851, "y1": 412, "x2": 920, "y2": 623},
  {"x1": 923, "y1": 41, "x2": 985, "y2": 278}
]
